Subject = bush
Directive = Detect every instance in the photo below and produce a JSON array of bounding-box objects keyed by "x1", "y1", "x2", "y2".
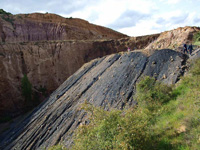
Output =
[
  {"x1": 193, "y1": 31, "x2": 200, "y2": 45},
  {"x1": 71, "y1": 77, "x2": 175, "y2": 150},
  {"x1": 73, "y1": 103, "x2": 122, "y2": 150},
  {"x1": 191, "y1": 59, "x2": 200, "y2": 75},
  {"x1": 1, "y1": 15, "x2": 14, "y2": 24},
  {"x1": 52, "y1": 59, "x2": 200, "y2": 150},
  {"x1": 0, "y1": 9, "x2": 14, "y2": 25},
  {"x1": 136, "y1": 76, "x2": 173, "y2": 111},
  {"x1": 21, "y1": 74, "x2": 32, "y2": 102},
  {"x1": 72, "y1": 102, "x2": 153, "y2": 150},
  {"x1": 0, "y1": 9, "x2": 12, "y2": 15}
]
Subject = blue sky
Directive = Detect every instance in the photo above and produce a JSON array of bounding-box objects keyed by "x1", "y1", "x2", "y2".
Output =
[{"x1": 0, "y1": 0, "x2": 200, "y2": 36}]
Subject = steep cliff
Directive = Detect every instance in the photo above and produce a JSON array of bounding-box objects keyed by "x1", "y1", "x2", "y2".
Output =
[{"x1": 0, "y1": 49, "x2": 190, "y2": 150}]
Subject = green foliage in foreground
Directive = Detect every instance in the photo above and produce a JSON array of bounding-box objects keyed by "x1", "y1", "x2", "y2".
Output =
[
  {"x1": 71, "y1": 77, "x2": 175, "y2": 150},
  {"x1": 193, "y1": 31, "x2": 200, "y2": 46},
  {"x1": 51, "y1": 59, "x2": 200, "y2": 150}
]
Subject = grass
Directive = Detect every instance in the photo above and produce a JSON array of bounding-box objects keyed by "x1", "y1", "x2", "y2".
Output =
[
  {"x1": 49, "y1": 58, "x2": 200, "y2": 150},
  {"x1": 193, "y1": 31, "x2": 200, "y2": 46},
  {"x1": 148, "y1": 59, "x2": 200, "y2": 150},
  {"x1": 48, "y1": 144, "x2": 67, "y2": 150}
]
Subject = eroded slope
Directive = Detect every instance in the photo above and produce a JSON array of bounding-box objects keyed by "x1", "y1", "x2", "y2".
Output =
[{"x1": 0, "y1": 49, "x2": 188, "y2": 150}]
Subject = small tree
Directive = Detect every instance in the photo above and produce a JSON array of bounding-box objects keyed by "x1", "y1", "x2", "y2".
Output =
[{"x1": 21, "y1": 74, "x2": 32, "y2": 102}]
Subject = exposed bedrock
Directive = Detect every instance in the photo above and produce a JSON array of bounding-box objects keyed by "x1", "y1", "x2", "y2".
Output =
[{"x1": 0, "y1": 49, "x2": 188, "y2": 150}]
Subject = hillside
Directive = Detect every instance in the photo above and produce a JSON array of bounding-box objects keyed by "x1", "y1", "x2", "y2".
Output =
[
  {"x1": 0, "y1": 36, "x2": 158, "y2": 119},
  {"x1": 0, "y1": 48, "x2": 193, "y2": 150},
  {"x1": 0, "y1": 9, "x2": 127, "y2": 118},
  {"x1": 0, "y1": 10, "x2": 127, "y2": 42},
  {"x1": 145, "y1": 26, "x2": 200, "y2": 50},
  {"x1": 0, "y1": 10, "x2": 159, "y2": 119},
  {"x1": 0, "y1": 9, "x2": 200, "y2": 125},
  {"x1": 71, "y1": 56, "x2": 200, "y2": 150}
]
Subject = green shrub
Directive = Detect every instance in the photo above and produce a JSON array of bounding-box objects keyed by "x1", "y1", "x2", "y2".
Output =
[
  {"x1": 0, "y1": 9, "x2": 14, "y2": 25},
  {"x1": 191, "y1": 58, "x2": 200, "y2": 75},
  {"x1": 21, "y1": 74, "x2": 32, "y2": 102},
  {"x1": 72, "y1": 102, "x2": 152, "y2": 150},
  {"x1": 152, "y1": 58, "x2": 200, "y2": 149},
  {"x1": 52, "y1": 59, "x2": 200, "y2": 150},
  {"x1": 0, "y1": 9, "x2": 12, "y2": 15},
  {"x1": 71, "y1": 77, "x2": 176, "y2": 150},
  {"x1": 193, "y1": 31, "x2": 200, "y2": 45},
  {"x1": 136, "y1": 76, "x2": 173, "y2": 111}
]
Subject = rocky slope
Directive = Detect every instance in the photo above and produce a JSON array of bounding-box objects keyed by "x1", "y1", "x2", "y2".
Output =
[
  {"x1": 0, "y1": 49, "x2": 190, "y2": 150},
  {"x1": 0, "y1": 35, "x2": 159, "y2": 118},
  {"x1": 1, "y1": 9, "x2": 200, "y2": 120},
  {"x1": 0, "y1": 9, "x2": 127, "y2": 118},
  {"x1": 145, "y1": 26, "x2": 200, "y2": 50},
  {"x1": 0, "y1": 11, "x2": 127, "y2": 42}
]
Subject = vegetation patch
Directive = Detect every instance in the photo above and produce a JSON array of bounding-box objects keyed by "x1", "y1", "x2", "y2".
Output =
[
  {"x1": 48, "y1": 144, "x2": 67, "y2": 150},
  {"x1": 50, "y1": 58, "x2": 200, "y2": 150},
  {"x1": 0, "y1": 9, "x2": 14, "y2": 25},
  {"x1": 193, "y1": 31, "x2": 200, "y2": 46},
  {"x1": 21, "y1": 74, "x2": 32, "y2": 102},
  {"x1": 0, "y1": 9, "x2": 12, "y2": 15}
]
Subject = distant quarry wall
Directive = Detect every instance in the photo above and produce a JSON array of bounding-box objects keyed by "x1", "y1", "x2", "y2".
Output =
[{"x1": 0, "y1": 35, "x2": 158, "y2": 118}]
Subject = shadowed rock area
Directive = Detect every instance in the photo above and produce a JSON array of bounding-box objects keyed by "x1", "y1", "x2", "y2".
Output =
[{"x1": 0, "y1": 49, "x2": 188, "y2": 150}]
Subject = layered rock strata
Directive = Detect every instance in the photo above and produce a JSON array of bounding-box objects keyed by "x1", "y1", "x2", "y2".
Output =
[{"x1": 0, "y1": 49, "x2": 188, "y2": 150}]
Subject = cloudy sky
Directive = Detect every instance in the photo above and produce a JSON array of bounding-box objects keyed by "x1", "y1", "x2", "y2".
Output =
[{"x1": 1, "y1": 0, "x2": 200, "y2": 36}]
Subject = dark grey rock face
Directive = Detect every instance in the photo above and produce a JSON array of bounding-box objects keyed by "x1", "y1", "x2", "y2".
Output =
[{"x1": 0, "y1": 49, "x2": 188, "y2": 150}]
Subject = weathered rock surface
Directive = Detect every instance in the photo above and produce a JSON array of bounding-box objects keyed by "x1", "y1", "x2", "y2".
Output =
[
  {"x1": 0, "y1": 34, "x2": 159, "y2": 118},
  {"x1": 0, "y1": 49, "x2": 188, "y2": 150},
  {"x1": 0, "y1": 11, "x2": 161, "y2": 118},
  {"x1": 0, "y1": 12, "x2": 127, "y2": 42},
  {"x1": 145, "y1": 26, "x2": 200, "y2": 50},
  {"x1": 0, "y1": 9, "x2": 199, "y2": 121}
]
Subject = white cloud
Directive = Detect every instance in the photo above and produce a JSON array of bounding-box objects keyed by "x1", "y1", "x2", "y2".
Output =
[
  {"x1": 65, "y1": 0, "x2": 156, "y2": 26},
  {"x1": 0, "y1": 0, "x2": 200, "y2": 36},
  {"x1": 118, "y1": 18, "x2": 160, "y2": 36},
  {"x1": 159, "y1": 0, "x2": 181, "y2": 4},
  {"x1": 166, "y1": 0, "x2": 181, "y2": 4}
]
